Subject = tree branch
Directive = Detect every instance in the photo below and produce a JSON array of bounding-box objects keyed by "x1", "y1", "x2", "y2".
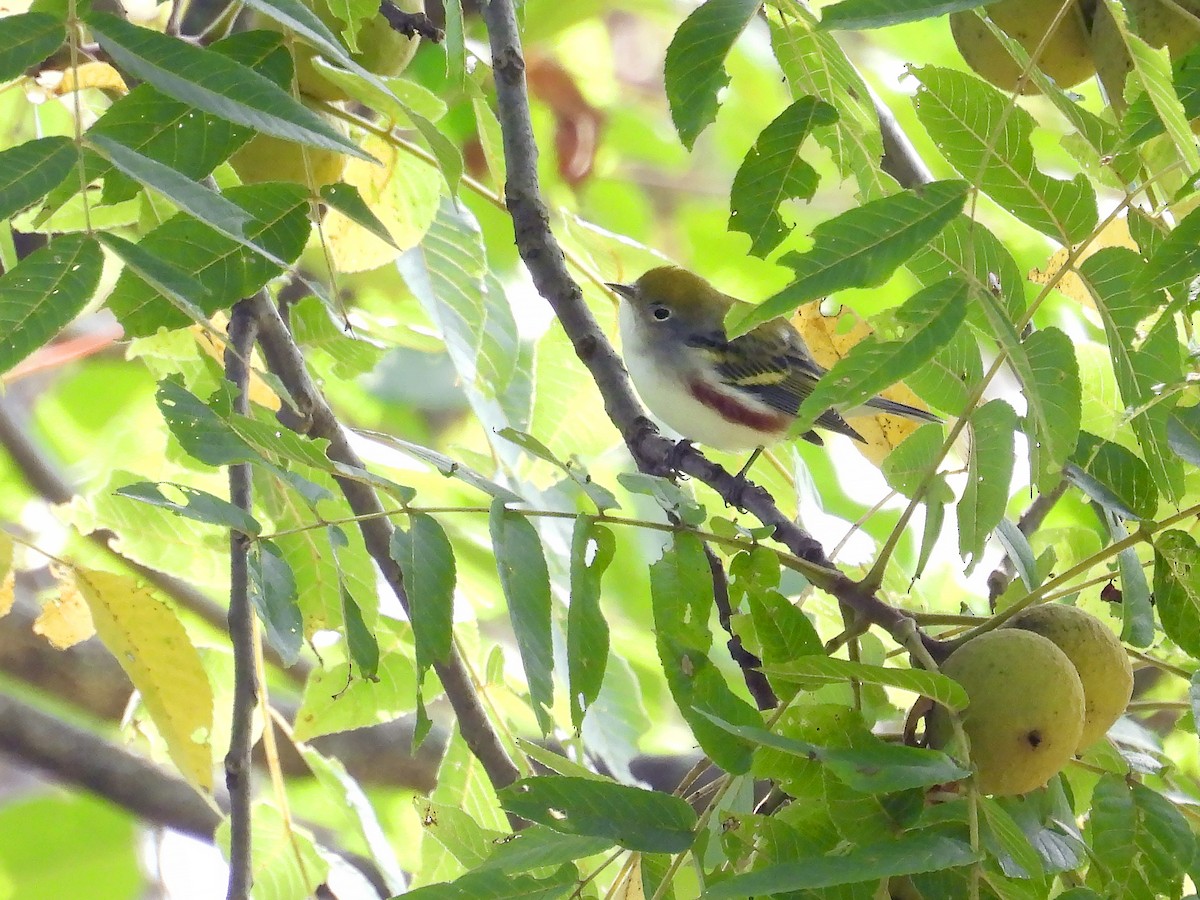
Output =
[
  {"x1": 224, "y1": 301, "x2": 259, "y2": 900},
  {"x1": 480, "y1": 0, "x2": 944, "y2": 658},
  {"x1": 246, "y1": 293, "x2": 522, "y2": 793},
  {"x1": 0, "y1": 691, "x2": 390, "y2": 897}
]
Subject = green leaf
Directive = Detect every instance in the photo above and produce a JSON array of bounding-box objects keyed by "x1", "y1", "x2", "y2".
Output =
[
  {"x1": 0, "y1": 137, "x2": 75, "y2": 222},
  {"x1": 86, "y1": 30, "x2": 288, "y2": 205},
  {"x1": 980, "y1": 796, "x2": 1044, "y2": 880},
  {"x1": 911, "y1": 66, "x2": 1097, "y2": 244},
  {"x1": 1154, "y1": 530, "x2": 1200, "y2": 660},
  {"x1": 0, "y1": 233, "x2": 102, "y2": 375},
  {"x1": 87, "y1": 132, "x2": 255, "y2": 237},
  {"x1": 819, "y1": 0, "x2": 982, "y2": 29},
  {"x1": 336, "y1": 563, "x2": 379, "y2": 681},
  {"x1": 1067, "y1": 433, "x2": 1159, "y2": 521},
  {"x1": 908, "y1": 215, "x2": 1026, "y2": 320},
  {"x1": 478, "y1": 826, "x2": 613, "y2": 875},
  {"x1": 567, "y1": 517, "x2": 614, "y2": 731},
  {"x1": 794, "y1": 276, "x2": 967, "y2": 429},
  {"x1": 729, "y1": 180, "x2": 969, "y2": 335},
  {"x1": 651, "y1": 533, "x2": 760, "y2": 774},
  {"x1": 1023, "y1": 328, "x2": 1082, "y2": 491},
  {"x1": 768, "y1": 9, "x2": 889, "y2": 199},
  {"x1": 390, "y1": 513, "x2": 455, "y2": 672},
  {"x1": 1104, "y1": 0, "x2": 1200, "y2": 174},
  {"x1": 319, "y1": 182, "x2": 398, "y2": 249},
  {"x1": 728, "y1": 96, "x2": 837, "y2": 256},
  {"x1": 1168, "y1": 404, "x2": 1200, "y2": 467},
  {"x1": 498, "y1": 777, "x2": 697, "y2": 853},
  {"x1": 882, "y1": 424, "x2": 951, "y2": 500},
  {"x1": 1087, "y1": 775, "x2": 1192, "y2": 898},
  {"x1": 1103, "y1": 511, "x2": 1154, "y2": 649},
  {"x1": 699, "y1": 713, "x2": 970, "y2": 792},
  {"x1": 1082, "y1": 248, "x2": 1184, "y2": 500},
  {"x1": 85, "y1": 12, "x2": 367, "y2": 158},
  {"x1": 994, "y1": 517, "x2": 1039, "y2": 593},
  {"x1": 249, "y1": 540, "x2": 303, "y2": 666},
  {"x1": 748, "y1": 587, "x2": 822, "y2": 703},
  {"x1": 399, "y1": 865, "x2": 578, "y2": 899},
  {"x1": 1140, "y1": 203, "x2": 1200, "y2": 293},
  {"x1": 114, "y1": 481, "x2": 261, "y2": 535},
  {"x1": 664, "y1": 0, "x2": 762, "y2": 149},
  {"x1": 489, "y1": 500, "x2": 554, "y2": 732},
  {"x1": 0, "y1": 13, "x2": 64, "y2": 82},
  {"x1": 760, "y1": 655, "x2": 969, "y2": 711},
  {"x1": 957, "y1": 399, "x2": 1017, "y2": 569},
  {"x1": 107, "y1": 184, "x2": 310, "y2": 337},
  {"x1": 95, "y1": 233, "x2": 214, "y2": 327},
  {"x1": 703, "y1": 831, "x2": 979, "y2": 897}
]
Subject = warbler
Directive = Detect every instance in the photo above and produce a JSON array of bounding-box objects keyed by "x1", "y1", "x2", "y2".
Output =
[{"x1": 608, "y1": 266, "x2": 942, "y2": 452}]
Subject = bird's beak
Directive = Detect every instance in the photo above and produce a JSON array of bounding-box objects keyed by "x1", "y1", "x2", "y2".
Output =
[{"x1": 606, "y1": 282, "x2": 636, "y2": 301}]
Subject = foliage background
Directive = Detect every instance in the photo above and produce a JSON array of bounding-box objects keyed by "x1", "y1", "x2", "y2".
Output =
[{"x1": 0, "y1": 0, "x2": 1198, "y2": 897}]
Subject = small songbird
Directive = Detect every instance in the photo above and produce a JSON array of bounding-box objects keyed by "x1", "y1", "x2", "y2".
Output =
[{"x1": 608, "y1": 266, "x2": 942, "y2": 453}]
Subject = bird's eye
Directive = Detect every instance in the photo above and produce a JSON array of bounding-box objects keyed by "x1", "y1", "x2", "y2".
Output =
[{"x1": 652, "y1": 306, "x2": 671, "y2": 321}]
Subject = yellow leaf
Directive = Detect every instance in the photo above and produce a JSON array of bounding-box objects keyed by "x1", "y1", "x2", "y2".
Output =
[
  {"x1": 76, "y1": 569, "x2": 215, "y2": 791},
  {"x1": 322, "y1": 134, "x2": 440, "y2": 273},
  {"x1": 34, "y1": 569, "x2": 96, "y2": 648},
  {"x1": 52, "y1": 62, "x2": 128, "y2": 95},
  {"x1": 614, "y1": 856, "x2": 646, "y2": 900},
  {"x1": 192, "y1": 325, "x2": 281, "y2": 411},
  {"x1": 1030, "y1": 216, "x2": 1138, "y2": 311},
  {"x1": 793, "y1": 302, "x2": 929, "y2": 465}
]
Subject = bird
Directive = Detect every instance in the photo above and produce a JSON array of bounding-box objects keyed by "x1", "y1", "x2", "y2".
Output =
[{"x1": 608, "y1": 266, "x2": 942, "y2": 454}]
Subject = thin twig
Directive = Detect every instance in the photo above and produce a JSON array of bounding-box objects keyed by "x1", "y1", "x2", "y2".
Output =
[
  {"x1": 246, "y1": 294, "x2": 522, "y2": 794},
  {"x1": 224, "y1": 300, "x2": 260, "y2": 900},
  {"x1": 704, "y1": 544, "x2": 777, "y2": 710}
]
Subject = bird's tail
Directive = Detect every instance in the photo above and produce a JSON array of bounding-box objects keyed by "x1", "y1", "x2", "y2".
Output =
[{"x1": 861, "y1": 395, "x2": 943, "y2": 424}]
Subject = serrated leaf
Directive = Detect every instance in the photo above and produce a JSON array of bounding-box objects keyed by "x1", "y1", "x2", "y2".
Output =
[
  {"x1": 958, "y1": 399, "x2": 1017, "y2": 569},
  {"x1": 1168, "y1": 405, "x2": 1200, "y2": 466},
  {"x1": 114, "y1": 481, "x2": 261, "y2": 534},
  {"x1": 1067, "y1": 433, "x2": 1159, "y2": 520},
  {"x1": 86, "y1": 132, "x2": 254, "y2": 238},
  {"x1": 86, "y1": 12, "x2": 368, "y2": 158},
  {"x1": 0, "y1": 12, "x2": 64, "y2": 82},
  {"x1": 881, "y1": 423, "x2": 951, "y2": 500},
  {"x1": 498, "y1": 777, "x2": 697, "y2": 853},
  {"x1": 489, "y1": 500, "x2": 553, "y2": 732},
  {"x1": 390, "y1": 513, "x2": 455, "y2": 672},
  {"x1": 980, "y1": 797, "x2": 1045, "y2": 880},
  {"x1": 704, "y1": 831, "x2": 979, "y2": 897},
  {"x1": 107, "y1": 184, "x2": 309, "y2": 337},
  {"x1": 651, "y1": 533, "x2": 760, "y2": 774},
  {"x1": 96, "y1": 233, "x2": 214, "y2": 327},
  {"x1": 1086, "y1": 775, "x2": 1192, "y2": 898},
  {"x1": 1023, "y1": 327, "x2": 1082, "y2": 490},
  {"x1": 340, "y1": 582, "x2": 379, "y2": 681},
  {"x1": 729, "y1": 180, "x2": 969, "y2": 335},
  {"x1": 699, "y1": 712, "x2": 970, "y2": 792},
  {"x1": 75, "y1": 569, "x2": 214, "y2": 791},
  {"x1": 214, "y1": 805, "x2": 328, "y2": 897},
  {"x1": 819, "y1": 0, "x2": 982, "y2": 29},
  {"x1": 729, "y1": 96, "x2": 837, "y2": 256},
  {"x1": 1140, "y1": 202, "x2": 1200, "y2": 293},
  {"x1": 0, "y1": 233, "x2": 102, "y2": 375},
  {"x1": 1155, "y1": 530, "x2": 1200, "y2": 660},
  {"x1": 1081, "y1": 248, "x2": 1184, "y2": 500},
  {"x1": 567, "y1": 517, "x2": 614, "y2": 731},
  {"x1": 794, "y1": 276, "x2": 966, "y2": 429},
  {"x1": 768, "y1": 9, "x2": 889, "y2": 199},
  {"x1": 249, "y1": 540, "x2": 303, "y2": 666},
  {"x1": 664, "y1": 0, "x2": 761, "y2": 149},
  {"x1": 0, "y1": 137, "x2": 75, "y2": 222},
  {"x1": 761, "y1": 655, "x2": 968, "y2": 710},
  {"x1": 911, "y1": 66, "x2": 1097, "y2": 244}
]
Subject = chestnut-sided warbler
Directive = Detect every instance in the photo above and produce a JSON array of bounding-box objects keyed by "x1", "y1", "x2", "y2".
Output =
[{"x1": 609, "y1": 266, "x2": 941, "y2": 452}]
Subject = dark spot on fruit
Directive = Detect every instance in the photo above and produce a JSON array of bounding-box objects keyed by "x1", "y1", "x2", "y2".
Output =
[{"x1": 1026, "y1": 730, "x2": 1043, "y2": 749}]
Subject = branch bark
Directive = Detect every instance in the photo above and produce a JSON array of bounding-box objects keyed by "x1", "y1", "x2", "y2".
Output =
[{"x1": 224, "y1": 301, "x2": 259, "y2": 900}]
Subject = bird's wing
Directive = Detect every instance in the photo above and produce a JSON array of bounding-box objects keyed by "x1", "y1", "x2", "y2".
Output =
[{"x1": 689, "y1": 321, "x2": 865, "y2": 441}]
